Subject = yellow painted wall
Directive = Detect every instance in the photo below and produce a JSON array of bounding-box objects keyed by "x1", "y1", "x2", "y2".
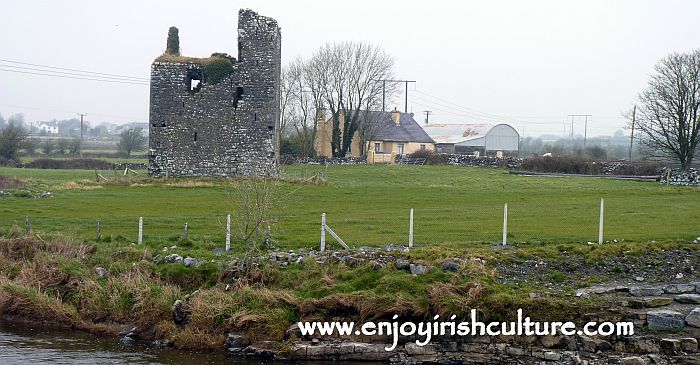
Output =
[
  {"x1": 368, "y1": 141, "x2": 435, "y2": 155},
  {"x1": 314, "y1": 112, "x2": 362, "y2": 158},
  {"x1": 314, "y1": 111, "x2": 436, "y2": 158}
]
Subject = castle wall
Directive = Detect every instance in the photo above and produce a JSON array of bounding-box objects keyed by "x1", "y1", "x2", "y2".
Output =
[{"x1": 148, "y1": 9, "x2": 281, "y2": 177}]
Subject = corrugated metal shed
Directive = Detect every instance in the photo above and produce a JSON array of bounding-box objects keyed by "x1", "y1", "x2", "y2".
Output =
[{"x1": 420, "y1": 123, "x2": 519, "y2": 152}]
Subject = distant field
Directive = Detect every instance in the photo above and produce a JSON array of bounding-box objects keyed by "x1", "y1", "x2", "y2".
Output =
[
  {"x1": 0, "y1": 165, "x2": 698, "y2": 250},
  {"x1": 19, "y1": 156, "x2": 148, "y2": 164}
]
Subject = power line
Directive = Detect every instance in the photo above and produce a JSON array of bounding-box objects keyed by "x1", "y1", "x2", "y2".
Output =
[
  {"x1": 414, "y1": 89, "x2": 516, "y2": 121},
  {"x1": 0, "y1": 103, "x2": 144, "y2": 120},
  {"x1": 0, "y1": 64, "x2": 149, "y2": 83},
  {"x1": 411, "y1": 94, "x2": 514, "y2": 123},
  {"x1": 411, "y1": 95, "x2": 565, "y2": 126},
  {"x1": 373, "y1": 79, "x2": 416, "y2": 112},
  {"x1": 412, "y1": 90, "x2": 567, "y2": 126},
  {"x1": 0, "y1": 58, "x2": 149, "y2": 81},
  {"x1": 0, "y1": 67, "x2": 149, "y2": 85}
]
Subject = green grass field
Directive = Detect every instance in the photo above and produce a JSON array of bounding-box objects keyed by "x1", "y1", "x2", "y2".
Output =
[
  {"x1": 1, "y1": 165, "x2": 699, "y2": 251},
  {"x1": 19, "y1": 156, "x2": 149, "y2": 164}
]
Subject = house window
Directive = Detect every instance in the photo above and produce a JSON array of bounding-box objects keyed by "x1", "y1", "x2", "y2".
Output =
[
  {"x1": 420, "y1": 144, "x2": 426, "y2": 150},
  {"x1": 374, "y1": 143, "x2": 381, "y2": 153},
  {"x1": 397, "y1": 143, "x2": 405, "y2": 155}
]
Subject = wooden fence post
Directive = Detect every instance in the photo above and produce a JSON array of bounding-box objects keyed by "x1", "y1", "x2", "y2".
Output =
[
  {"x1": 320, "y1": 213, "x2": 326, "y2": 252},
  {"x1": 502, "y1": 203, "x2": 508, "y2": 246},
  {"x1": 25, "y1": 216, "x2": 30, "y2": 236},
  {"x1": 598, "y1": 198, "x2": 604, "y2": 244},
  {"x1": 225, "y1": 214, "x2": 231, "y2": 252},
  {"x1": 409, "y1": 208, "x2": 414, "y2": 248},
  {"x1": 138, "y1": 216, "x2": 143, "y2": 244},
  {"x1": 96, "y1": 219, "x2": 101, "y2": 240},
  {"x1": 183, "y1": 222, "x2": 188, "y2": 240}
]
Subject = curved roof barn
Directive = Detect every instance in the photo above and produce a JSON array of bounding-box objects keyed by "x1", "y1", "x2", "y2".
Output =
[{"x1": 420, "y1": 123, "x2": 519, "y2": 152}]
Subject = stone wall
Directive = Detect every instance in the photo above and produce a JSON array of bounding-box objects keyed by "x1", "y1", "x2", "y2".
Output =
[
  {"x1": 659, "y1": 168, "x2": 700, "y2": 186},
  {"x1": 148, "y1": 9, "x2": 281, "y2": 177}
]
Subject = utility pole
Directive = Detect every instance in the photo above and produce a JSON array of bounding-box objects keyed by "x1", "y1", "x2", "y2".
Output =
[
  {"x1": 381, "y1": 80, "x2": 386, "y2": 113},
  {"x1": 77, "y1": 113, "x2": 87, "y2": 157},
  {"x1": 570, "y1": 115, "x2": 574, "y2": 140},
  {"x1": 423, "y1": 110, "x2": 432, "y2": 124},
  {"x1": 373, "y1": 79, "x2": 416, "y2": 112},
  {"x1": 568, "y1": 114, "x2": 592, "y2": 145},
  {"x1": 629, "y1": 105, "x2": 636, "y2": 162}
]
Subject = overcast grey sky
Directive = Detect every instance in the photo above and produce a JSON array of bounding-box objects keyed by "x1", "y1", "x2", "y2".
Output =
[{"x1": 2, "y1": 0, "x2": 700, "y2": 137}]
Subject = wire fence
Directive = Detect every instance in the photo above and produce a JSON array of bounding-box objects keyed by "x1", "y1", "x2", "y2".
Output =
[{"x1": 7, "y1": 196, "x2": 699, "y2": 252}]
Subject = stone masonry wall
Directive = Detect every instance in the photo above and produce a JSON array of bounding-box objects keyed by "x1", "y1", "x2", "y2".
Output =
[{"x1": 148, "y1": 9, "x2": 281, "y2": 177}]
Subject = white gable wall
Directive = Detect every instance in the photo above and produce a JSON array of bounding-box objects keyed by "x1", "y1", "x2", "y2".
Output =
[{"x1": 484, "y1": 124, "x2": 519, "y2": 151}]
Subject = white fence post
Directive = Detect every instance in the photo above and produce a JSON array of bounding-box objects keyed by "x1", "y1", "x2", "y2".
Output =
[
  {"x1": 225, "y1": 214, "x2": 231, "y2": 251},
  {"x1": 598, "y1": 198, "x2": 604, "y2": 244},
  {"x1": 409, "y1": 208, "x2": 414, "y2": 248},
  {"x1": 138, "y1": 216, "x2": 143, "y2": 244},
  {"x1": 502, "y1": 203, "x2": 508, "y2": 246},
  {"x1": 320, "y1": 213, "x2": 326, "y2": 252}
]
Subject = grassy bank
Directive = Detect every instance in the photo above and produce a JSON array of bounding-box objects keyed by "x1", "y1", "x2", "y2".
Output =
[{"x1": 1, "y1": 232, "x2": 698, "y2": 351}]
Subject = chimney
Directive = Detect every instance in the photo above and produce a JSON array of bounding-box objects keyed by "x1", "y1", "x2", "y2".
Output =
[
  {"x1": 315, "y1": 108, "x2": 326, "y2": 122},
  {"x1": 391, "y1": 107, "x2": 401, "y2": 126}
]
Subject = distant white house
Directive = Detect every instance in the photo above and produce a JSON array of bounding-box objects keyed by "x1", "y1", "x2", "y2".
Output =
[
  {"x1": 37, "y1": 121, "x2": 59, "y2": 134},
  {"x1": 420, "y1": 123, "x2": 520, "y2": 156}
]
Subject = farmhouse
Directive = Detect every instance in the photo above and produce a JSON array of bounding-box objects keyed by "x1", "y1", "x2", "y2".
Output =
[
  {"x1": 420, "y1": 123, "x2": 520, "y2": 156},
  {"x1": 37, "y1": 121, "x2": 59, "y2": 134},
  {"x1": 314, "y1": 108, "x2": 436, "y2": 161},
  {"x1": 148, "y1": 9, "x2": 281, "y2": 177}
]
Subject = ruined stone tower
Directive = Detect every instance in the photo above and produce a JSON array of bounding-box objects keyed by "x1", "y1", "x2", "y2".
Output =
[{"x1": 148, "y1": 9, "x2": 281, "y2": 177}]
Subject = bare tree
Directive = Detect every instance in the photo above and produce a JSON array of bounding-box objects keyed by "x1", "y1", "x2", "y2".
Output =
[
  {"x1": 56, "y1": 138, "x2": 70, "y2": 155},
  {"x1": 305, "y1": 42, "x2": 397, "y2": 157},
  {"x1": 228, "y1": 178, "x2": 279, "y2": 277},
  {"x1": 68, "y1": 138, "x2": 81, "y2": 154},
  {"x1": 636, "y1": 50, "x2": 700, "y2": 170},
  {"x1": 357, "y1": 111, "x2": 391, "y2": 156},
  {"x1": 281, "y1": 57, "x2": 320, "y2": 157},
  {"x1": 0, "y1": 117, "x2": 28, "y2": 161},
  {"x1": 118, "y1": 127, "x2": 147, "y2": 156},
  {"x1": 41, "y1": 139, "x2": 56, "y2": 156}
]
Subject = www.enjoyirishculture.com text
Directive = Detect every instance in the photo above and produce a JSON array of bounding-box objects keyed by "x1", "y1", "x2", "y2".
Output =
[{"x1": 298, "y1": 309, "x2": 634, "y2": 351}]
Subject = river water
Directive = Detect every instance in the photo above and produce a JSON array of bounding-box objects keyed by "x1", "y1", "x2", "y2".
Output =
[{"x1": 0, "y1": 321, "x2": 362, "y2": 364}]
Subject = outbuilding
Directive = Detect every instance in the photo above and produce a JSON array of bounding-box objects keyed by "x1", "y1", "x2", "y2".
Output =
[{"x1": 420, "y1": 123, "x2": 519, "y2": 156}]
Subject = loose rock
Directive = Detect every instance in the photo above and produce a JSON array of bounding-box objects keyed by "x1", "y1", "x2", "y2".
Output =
[
  {"x1": 647, "y1": 309, "x2": 685, "y2": 330},
  {"x1": 675, "y1": 293, "x2": 700, "y2": 304},
  {"x1": 95, "y1": 266, "x2": 108, "y2": 278},
  {"x1": 183, "y1": 256, "x2": 197, "y2": 267},
  {"x1": 685, "y1": 308, "x2": 700, "y2": 328},
  {"x1": 664, "y1": 283, "x2": 695, "y2": 294},
  {"x1": 409, "y1": 264, "x2": 430, "y2": 276},
  {"x1": 172, "y1": 299, "x2": 188, "y2": 326},
  {"x1": 441, "y1": 260, "x2": 460, "y2": 272},
  {"x1": 630, "y1": 287, "x2": 664, "y2": 297},
  {"x1": 395, "y1": 259, "x2": 410, "y2": 270}
]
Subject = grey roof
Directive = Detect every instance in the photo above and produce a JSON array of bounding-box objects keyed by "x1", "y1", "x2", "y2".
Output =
[{"x1": 359, "y1": 111, "x2": 435, "y2": 144}]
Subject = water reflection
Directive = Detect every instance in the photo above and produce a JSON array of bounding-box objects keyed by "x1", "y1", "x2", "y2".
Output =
[{"x1": 0, "y1": 321, "x2": 365, "y2": 365}]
